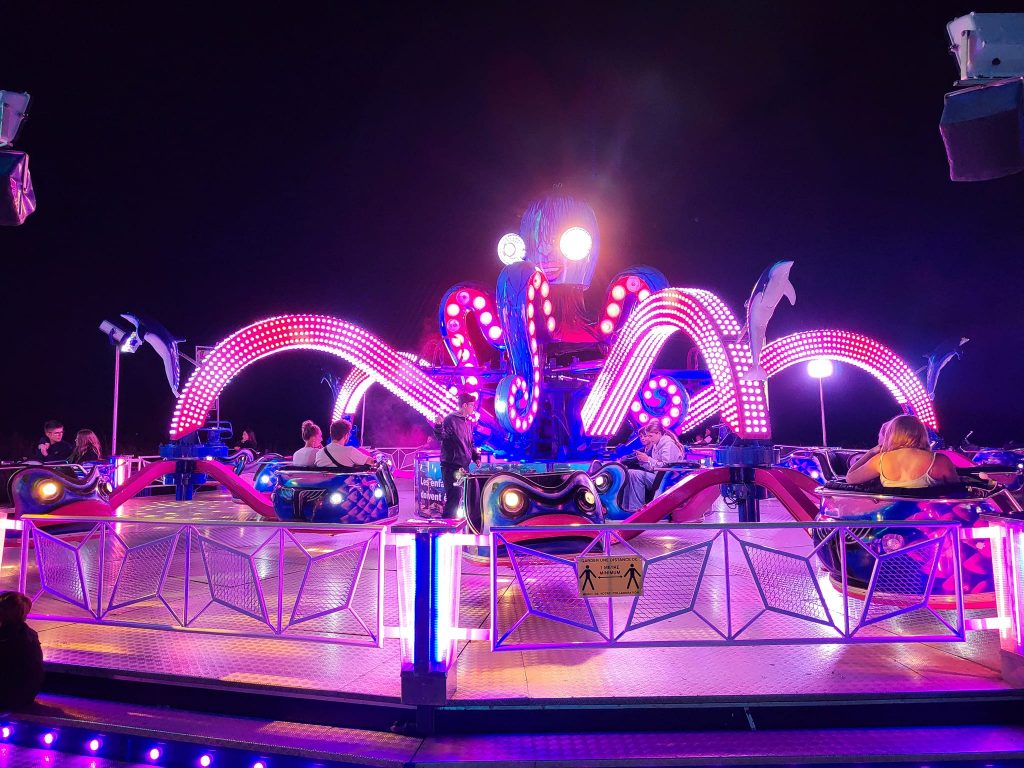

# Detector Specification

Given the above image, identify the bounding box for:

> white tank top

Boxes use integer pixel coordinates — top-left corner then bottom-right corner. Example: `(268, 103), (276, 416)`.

(879, 452), (938, 489)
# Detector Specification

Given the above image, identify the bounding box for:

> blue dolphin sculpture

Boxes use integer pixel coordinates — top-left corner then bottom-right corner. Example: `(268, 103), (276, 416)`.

(121, 312), (184, 397)
(919, 336), (969, 400)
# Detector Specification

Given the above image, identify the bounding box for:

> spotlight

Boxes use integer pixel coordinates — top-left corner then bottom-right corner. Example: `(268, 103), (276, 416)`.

(252, 762), (267, 768)
(87, 738), (102, 752)
(1, 726), (11, 739)
(198, 754), (212, 767)
(42, 732), (56, 747)
(100, 320), (142, 353)
(328, 492), (343, 505)
(497, 232), (526, 265)
(148, 747), (162, 761)
(559, 227), (592, 261)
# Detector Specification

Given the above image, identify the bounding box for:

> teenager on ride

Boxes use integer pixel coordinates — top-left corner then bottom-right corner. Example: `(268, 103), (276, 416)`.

(846, 415), (959, 488)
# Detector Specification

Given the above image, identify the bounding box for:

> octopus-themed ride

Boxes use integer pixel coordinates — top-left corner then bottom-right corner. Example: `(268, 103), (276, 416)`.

(11, 191), (1016, 604)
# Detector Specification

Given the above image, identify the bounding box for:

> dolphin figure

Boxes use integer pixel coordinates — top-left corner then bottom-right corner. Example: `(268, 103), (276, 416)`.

(919, 336), (969, 400)
(121, 312), (184, 397)
(741, 260), (796, 381)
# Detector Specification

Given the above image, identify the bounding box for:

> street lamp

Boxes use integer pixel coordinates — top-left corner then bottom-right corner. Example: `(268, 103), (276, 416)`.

(99, 320), (141, 455)
(807, 358), (834, 447)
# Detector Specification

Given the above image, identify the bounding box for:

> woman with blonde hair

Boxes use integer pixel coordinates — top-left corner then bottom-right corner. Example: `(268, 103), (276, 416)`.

(70, 429), (102, 463)
(846, 415), (959, 488)
(291, 420), (322, 467)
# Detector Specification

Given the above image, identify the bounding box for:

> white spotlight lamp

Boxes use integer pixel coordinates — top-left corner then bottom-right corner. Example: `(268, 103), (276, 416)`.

(497, 233), (526, 265)
(559, 227), (592, 261)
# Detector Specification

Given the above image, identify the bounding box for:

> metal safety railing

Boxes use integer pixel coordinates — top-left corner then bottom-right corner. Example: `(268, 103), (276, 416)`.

(11, 516), (385, 646)
(485, 521), (970, 650)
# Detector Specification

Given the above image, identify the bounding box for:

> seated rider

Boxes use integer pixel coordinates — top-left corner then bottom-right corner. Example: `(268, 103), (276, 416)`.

(315, 419), (375, 470)
(33, 419), (73, 462)
(623, 421), (684, 512)
(846, 414), (959, 488)
(234, 428), (258, 453)
(69, 429), (103, 463)
(292, 420), (322, 467)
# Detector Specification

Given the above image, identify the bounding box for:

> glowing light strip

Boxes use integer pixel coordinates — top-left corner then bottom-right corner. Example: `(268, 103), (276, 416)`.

(439, 284), (503, 391)
(759, 330), (938, 429)
(331, 352), (427, 423)
(677, 385), (720, 434)
(495, 264), (553, 433)
(629, 375), (688, 429)
(581, 288), (768, 438)
(334, 369), (373, 420)
(599, 267), (669, 338)
(170, 315), (459, 438)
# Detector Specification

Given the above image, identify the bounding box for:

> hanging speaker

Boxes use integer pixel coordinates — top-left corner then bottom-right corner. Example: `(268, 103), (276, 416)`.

(0, 91), (30, 147)
(0, 150), (37, 225)
(940, 77), (1024, 181)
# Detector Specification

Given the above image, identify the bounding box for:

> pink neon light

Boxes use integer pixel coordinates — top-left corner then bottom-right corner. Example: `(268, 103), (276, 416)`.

(330, 351), (427, 423)
(171, 315), (458, 438)
(758, 330), (938, 429)
(495, 269), (553, 434)
(677, 385), (720, 434)
(582, 288), (768, 438)
(629, 375), (687, 430)
(598, 275), (663, 338)
(438, 284), (503, 391)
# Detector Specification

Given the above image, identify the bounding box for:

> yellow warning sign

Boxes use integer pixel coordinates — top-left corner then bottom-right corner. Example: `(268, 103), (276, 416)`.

(576, 555), (644, 597)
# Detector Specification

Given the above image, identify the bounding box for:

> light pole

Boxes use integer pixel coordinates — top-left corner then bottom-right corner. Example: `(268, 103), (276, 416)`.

(99, 320), (141, 456)
(807, 358), (834, 447)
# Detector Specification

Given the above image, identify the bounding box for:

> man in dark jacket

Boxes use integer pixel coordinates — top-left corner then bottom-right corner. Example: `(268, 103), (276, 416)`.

(433, 393), (481, 519)
(32, 420), (72, 462)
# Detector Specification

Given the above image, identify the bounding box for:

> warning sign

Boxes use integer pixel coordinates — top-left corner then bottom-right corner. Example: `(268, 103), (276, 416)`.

(576, 555), (644, 597)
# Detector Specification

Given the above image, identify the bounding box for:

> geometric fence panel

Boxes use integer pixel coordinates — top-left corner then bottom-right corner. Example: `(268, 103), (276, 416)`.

(18, 516), (385, 647)
(492, 521), (965, 650)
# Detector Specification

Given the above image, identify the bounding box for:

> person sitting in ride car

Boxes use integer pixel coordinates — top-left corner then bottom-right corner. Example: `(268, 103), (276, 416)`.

(32, 419), (72, 462)
(292, 420), (322, 467)
(623, 421), (685, 511)
(69, 429), (103, 463)
(846, 415), (959, 488)
(316, 419), (375, 470)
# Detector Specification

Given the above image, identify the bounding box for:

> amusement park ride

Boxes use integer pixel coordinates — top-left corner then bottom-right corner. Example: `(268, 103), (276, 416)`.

(9, 188), (1024, 610)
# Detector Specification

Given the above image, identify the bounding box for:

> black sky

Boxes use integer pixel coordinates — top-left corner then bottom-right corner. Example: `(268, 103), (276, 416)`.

(2, 2), (1023, 456)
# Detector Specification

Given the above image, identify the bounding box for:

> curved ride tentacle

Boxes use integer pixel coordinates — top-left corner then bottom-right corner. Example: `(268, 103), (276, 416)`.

(439, 283), (504, 392)
(581, 287), (767, 439)
(598, 267), (670, 338)
(331, 351), (429, 423)
(759, 330), (938, 430)
(170, 314), (459, 439)
(630, 374), (689, 430)
(677, 385), (721, 435)
(495, 262), (554, 434)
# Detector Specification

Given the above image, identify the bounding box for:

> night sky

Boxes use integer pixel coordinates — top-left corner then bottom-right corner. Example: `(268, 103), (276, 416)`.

(3, 2), (1023, 457)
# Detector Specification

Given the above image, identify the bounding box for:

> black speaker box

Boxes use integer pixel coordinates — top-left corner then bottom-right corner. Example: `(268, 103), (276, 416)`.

(940, 77), (1024, 182)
